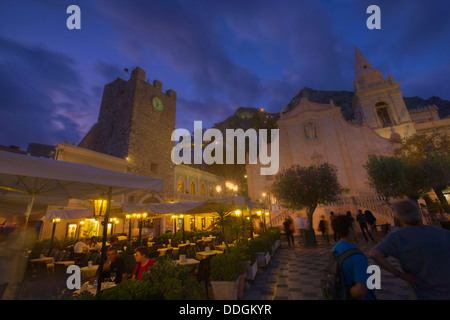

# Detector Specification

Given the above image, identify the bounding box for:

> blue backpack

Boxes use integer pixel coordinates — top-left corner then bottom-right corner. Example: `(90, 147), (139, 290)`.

(320, 248), (363, 300)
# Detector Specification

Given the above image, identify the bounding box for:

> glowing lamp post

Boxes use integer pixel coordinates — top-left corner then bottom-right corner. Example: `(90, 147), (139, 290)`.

(136, 213), (148, 246)
(93, 189), (112, 295)
(50, 218), (61, 248)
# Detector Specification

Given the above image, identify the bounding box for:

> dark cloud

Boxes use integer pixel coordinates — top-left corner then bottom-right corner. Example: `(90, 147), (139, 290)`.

(1, 0), (449, 151)
(0, 37), (97, 149)
(95, 61), (124, 82)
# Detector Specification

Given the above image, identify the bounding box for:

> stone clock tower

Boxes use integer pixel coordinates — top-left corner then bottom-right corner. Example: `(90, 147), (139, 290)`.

(79, 67), (176, 202)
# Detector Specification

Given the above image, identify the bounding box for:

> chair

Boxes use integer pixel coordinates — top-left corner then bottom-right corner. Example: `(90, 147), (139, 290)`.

(164, 248), (173, 257)
(49, 249), (59, 258)
(54, 251), (63, 262)
(77, 252), (91, 266)
(60, 250), (70, 261)
(196, 256), (212, 300)
(0, 282), (8, 300)
(89, 252), (99, 265)
(177, 246), (187, 256)
(148, 247), (159, 258)
(32, 261), (49, 281)
(41, 248), (50, 257)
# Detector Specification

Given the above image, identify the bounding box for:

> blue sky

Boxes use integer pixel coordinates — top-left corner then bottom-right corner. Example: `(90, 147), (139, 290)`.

(0, 0), (449, 150)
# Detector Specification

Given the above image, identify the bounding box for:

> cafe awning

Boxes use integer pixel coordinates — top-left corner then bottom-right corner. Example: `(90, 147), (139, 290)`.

(0, 150), (164, 224)
(121, 196), (254, 216)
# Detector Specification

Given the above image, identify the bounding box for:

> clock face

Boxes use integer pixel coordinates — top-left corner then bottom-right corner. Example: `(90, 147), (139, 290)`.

(152, 97), (163, 112)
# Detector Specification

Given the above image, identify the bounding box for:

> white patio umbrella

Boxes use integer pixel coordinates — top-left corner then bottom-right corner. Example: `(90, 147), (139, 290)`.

(0, 150), (164, 298)
(0, 150), (164, 228)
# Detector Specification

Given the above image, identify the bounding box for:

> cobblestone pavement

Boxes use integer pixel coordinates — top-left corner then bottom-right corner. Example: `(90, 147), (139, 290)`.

(240, 234), (412, 300)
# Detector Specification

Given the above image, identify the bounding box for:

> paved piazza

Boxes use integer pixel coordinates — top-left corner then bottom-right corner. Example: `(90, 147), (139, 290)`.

(241, 234), (412, 300)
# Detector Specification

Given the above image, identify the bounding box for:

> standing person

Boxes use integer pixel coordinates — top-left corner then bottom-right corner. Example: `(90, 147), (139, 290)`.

(295, 214), (308, 245)
(329, 211), (338, 242)
(318, 215), (330, 245)
(283, 217), (295, 247)
(346, 211), (358, 242)
(132, 246), (155, 281)
(100, 246), (127, 284)
(369, 199), (450, 300)
(364, 210), (379, 242)
(329, 215), (375, 300)
(356, 210), (375, 242)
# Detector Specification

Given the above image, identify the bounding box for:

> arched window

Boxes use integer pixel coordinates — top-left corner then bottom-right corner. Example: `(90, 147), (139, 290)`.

(190, 182), (196, 195)
(375, 102), (394, 127)
(200, 184), (205, 196)
(177, 179), (184, 193)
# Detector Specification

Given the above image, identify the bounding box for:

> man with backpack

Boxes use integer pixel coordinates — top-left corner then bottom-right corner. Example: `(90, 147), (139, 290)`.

(321, 215), (375, 300)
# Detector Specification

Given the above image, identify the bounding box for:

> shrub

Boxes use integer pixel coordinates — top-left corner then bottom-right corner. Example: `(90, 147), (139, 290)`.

(95, 257), (203, 300)
(210, 253), (245, 281)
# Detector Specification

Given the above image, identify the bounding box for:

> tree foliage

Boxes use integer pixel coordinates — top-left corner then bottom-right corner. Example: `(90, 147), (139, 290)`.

(271, 163), (344, 228)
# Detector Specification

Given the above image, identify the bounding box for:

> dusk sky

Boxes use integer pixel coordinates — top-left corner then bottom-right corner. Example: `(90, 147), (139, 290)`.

(1, 0), (449, 150)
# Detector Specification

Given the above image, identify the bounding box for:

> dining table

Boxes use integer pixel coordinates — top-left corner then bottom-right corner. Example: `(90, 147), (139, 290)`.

(55, 260), (76, 267)
(80, 264), (99, 281)
(195, 250), (223, 260)
(157, 247), (179, 256)
(175, 258), (200, 266)
(30, 257), (55, 264)
(73, 281), (116, 296)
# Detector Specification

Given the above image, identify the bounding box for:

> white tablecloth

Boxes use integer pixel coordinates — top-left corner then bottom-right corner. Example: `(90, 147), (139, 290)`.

(80, 265), (99, 280)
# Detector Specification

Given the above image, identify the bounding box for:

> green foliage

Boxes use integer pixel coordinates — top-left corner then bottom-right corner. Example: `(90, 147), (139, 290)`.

(423, 194), (443, 215)
(95, 258), (203, 300)
(364, 152), (450, 204)
(272, 163), (343, 229)
(210, 253), (246, 281)
(240, 228), (281, 262)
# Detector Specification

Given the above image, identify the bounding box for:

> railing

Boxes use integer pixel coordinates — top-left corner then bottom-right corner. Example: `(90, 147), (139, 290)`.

(269, 194), (395, 228)
(356, 78), (394, 92)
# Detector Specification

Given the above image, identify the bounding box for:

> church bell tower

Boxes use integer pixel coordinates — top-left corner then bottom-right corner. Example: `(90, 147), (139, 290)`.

(352, 47), (415, 139)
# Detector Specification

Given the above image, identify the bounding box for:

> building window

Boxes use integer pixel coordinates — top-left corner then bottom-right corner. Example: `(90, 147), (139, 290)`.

(376, 102), (394, 127)
(209, 186), (214, 197)
(190, 182), (196, 195)
(66, 224), (77, 238)
(200, 184), (206, 196)
(177, 179), (184, 193)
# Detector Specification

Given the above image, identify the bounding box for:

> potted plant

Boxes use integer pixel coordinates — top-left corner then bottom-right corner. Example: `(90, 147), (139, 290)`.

(210, 253), (246, 300)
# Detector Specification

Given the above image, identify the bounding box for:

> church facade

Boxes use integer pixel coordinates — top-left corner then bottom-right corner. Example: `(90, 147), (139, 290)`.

(247, 47), (450, 230)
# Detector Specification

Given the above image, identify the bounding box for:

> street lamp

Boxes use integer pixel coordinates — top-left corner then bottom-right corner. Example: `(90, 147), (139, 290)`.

(92, 189), (112, 295)
(265, 211), (271, 228)
(180, 214), (185, 242)
(136, 213), (147, 246)
(262, 192), (267, 232)
(125, 214), (132, 242)
(50, 218), (61, 249)
(172, 215), (178, 234)
(216, 185), (222, 198)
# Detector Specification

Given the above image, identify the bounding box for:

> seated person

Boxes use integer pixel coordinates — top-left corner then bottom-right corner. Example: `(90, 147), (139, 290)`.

(132, 246), (155, 281)
(74, 238), (89, 254)
(89, 236), (102, 252)
(100, 246), (127, 284)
